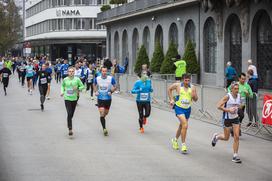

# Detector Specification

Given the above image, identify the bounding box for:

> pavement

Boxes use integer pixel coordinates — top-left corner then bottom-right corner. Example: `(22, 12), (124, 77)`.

(0, 75), (272, 181)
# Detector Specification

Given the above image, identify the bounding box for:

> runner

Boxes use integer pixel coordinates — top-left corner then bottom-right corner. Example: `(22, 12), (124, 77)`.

(60, 59), (69, 79)
(168, 74), (198, 153)
(54, 61), (62, 83)
(211, 81), (242, 163)
(131, 73), (153, 133)
(93, 66), (116, 136)
(0, 63), (12, 95)
(45, 62), (53, 100)
(37, 64), (50, 111)
(61, 67), (85, 136)
(25, 61), (34, 95)
(86, 63), (96, 100)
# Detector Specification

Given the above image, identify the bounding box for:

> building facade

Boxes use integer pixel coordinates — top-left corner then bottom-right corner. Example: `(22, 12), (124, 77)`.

(97, 0), (272, 89)
(24, 0), (108, 64)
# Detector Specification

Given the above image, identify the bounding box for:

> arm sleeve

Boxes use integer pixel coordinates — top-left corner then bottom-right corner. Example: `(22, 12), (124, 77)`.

(78, 78), (85, 91)
(131, 81), (140, 94)
(111, 77), (116, 86)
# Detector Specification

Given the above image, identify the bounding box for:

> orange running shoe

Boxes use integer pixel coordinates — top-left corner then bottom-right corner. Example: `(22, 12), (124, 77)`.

(139, 127), (144, 133)
(143, 117), (147, 125)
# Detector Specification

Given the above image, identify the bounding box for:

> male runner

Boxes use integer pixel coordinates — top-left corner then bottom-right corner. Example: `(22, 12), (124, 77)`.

(0, 63), (12, 95)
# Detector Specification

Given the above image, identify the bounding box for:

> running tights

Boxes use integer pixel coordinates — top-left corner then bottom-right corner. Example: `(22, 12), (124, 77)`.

(136, 102), (151, 128)
(86, 83), (94, 96)
(39, 85), (48, 105)
(65, 100), (77, 130)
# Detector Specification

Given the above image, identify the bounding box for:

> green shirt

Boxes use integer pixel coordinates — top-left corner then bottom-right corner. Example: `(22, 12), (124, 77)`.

(174, 60), (186, 77)
(228, 82), (253, 105)
(4, 61), (12, 71)
(61, 77), (85, 101)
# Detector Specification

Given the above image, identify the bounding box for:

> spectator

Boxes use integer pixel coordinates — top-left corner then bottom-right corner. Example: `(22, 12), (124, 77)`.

(246, 69), (258, 127)
(123, 57), (129, 73)
(247, 59), (258, 79)
(225, 61), (237, 89)
(174, 54), (186, 81)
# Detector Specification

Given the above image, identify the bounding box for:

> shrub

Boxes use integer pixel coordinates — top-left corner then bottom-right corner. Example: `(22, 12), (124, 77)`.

(183, 40), (200, 74)
(100, 5), (111, 12)
(134, 45), (149, 74)
(160, 41), (178, 74)
(150, 41), (164, 73)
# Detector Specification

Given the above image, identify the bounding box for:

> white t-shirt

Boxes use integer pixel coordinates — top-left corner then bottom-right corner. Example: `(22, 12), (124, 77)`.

(248, 65), (258, 78)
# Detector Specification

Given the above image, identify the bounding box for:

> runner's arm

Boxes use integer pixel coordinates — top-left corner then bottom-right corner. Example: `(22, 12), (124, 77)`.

(217, 95), (230, 112)
(191, 86), (198, 102)
(168, 83), (178, 104)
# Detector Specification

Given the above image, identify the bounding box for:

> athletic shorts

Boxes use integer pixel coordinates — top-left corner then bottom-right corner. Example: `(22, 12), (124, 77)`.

(27, 76), (33, 81)
(224, 118), (240, 127)
(174, 105), (191, 119)
(97, 99), (112, 110)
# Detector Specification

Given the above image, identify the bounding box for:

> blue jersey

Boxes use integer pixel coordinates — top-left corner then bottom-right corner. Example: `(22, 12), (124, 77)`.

(60, 64), (69, 76)
(94, 75), (116, 100)
(25, 65), (34, 77)
(131, 79), (153, 102)
(45, 67), (53, 80)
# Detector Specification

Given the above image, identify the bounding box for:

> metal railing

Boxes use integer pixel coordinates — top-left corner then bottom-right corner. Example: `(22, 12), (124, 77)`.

(97, 0), (187, 22)
(116, 73), (272, 139)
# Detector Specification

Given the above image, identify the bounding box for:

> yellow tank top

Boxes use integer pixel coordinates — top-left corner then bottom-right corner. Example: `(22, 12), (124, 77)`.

(175, 86), (192, 109)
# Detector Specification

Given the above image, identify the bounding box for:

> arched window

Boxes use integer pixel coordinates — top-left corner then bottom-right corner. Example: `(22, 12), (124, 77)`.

(114, 31), (119, 60)
(143, 26), (150, 55)
(155, 25), (163, 49)
(204, 17), (217, 73)
(169, 23), (178, 46)
(225, 14), (242, 74)
(122, 30), (128, 63)
(185, 20), (196, 45)
(108, 31), (111, 59)
(132, 28), (139, 68)
(254, 10), (272, 89)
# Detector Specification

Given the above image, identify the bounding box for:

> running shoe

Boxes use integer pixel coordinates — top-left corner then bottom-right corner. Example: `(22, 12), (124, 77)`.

(143, 117), (147, 125)
(171, 138), (179, 150)
(139, 127), (144, 133)
(246, 122), (252, 127)
(103, 129), (108, 136)
(211, 133), (218, 147)
(232, 156), (242, 163)
(40, 104), (44, 111)
(46, 96), (50, 100)
(68, 130), (73, 136)
(181, 144), (187, 153)
(91, 96), (94, 100)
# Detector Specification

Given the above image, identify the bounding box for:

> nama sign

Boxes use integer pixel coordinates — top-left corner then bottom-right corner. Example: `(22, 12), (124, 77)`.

(56, 10), (81, 17)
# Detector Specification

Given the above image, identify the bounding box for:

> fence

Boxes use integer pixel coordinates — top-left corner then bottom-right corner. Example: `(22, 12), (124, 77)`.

(117, 73), (272, 138)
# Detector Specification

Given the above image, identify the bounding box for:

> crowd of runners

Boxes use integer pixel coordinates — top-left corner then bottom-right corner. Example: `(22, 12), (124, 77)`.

(1, 55), (256, 164)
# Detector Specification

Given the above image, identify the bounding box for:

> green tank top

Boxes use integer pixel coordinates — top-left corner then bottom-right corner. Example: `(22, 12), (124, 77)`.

(175, 86), (192, 109)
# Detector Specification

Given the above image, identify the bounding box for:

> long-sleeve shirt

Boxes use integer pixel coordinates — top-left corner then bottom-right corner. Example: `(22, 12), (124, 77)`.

(61, 77), (85, 101)
(131, 79), (153, 102)
(225, 66), (237, 80)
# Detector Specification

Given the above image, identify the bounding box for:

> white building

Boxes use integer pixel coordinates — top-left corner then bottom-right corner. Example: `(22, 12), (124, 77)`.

(24, 0), (108, 64)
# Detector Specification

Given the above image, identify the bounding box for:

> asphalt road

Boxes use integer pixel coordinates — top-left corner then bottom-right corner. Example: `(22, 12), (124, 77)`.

(0, 75), (271, 181)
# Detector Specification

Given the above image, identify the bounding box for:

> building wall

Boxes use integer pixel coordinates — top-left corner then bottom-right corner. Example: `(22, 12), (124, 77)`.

(105, 1), (272, 88)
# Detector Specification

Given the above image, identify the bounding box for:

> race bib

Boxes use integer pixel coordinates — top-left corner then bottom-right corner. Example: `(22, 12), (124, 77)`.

(40, 77), (47, 84)
(27, 69), (33, 74)
(180, 99), (190, 108)
(140, 93), (149, 101)
(3, 73), (8, 78)
(64, 70), (68, 75)
(66, 89), (74, 96)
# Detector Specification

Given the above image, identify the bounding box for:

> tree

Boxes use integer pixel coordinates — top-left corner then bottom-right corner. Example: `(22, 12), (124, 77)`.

(0, 0), (22, 55)
(150, 41), (164, 73)
(110, 0), (127, 4)
(100, 4), (111, 11)
(134, 45), (149, 74)
(183, 40), (200, 74)
(160, 41), (178, 74)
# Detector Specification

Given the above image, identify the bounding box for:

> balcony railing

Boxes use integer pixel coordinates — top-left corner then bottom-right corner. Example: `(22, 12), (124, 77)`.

(97, 0), (189, 23)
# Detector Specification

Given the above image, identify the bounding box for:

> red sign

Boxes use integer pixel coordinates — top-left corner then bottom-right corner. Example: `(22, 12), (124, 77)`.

(262, 94), (272, 125)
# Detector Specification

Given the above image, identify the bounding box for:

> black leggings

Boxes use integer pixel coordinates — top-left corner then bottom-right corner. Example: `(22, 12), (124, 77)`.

(21, 72), (26, 86)
(3, 79), (9, 93)
(86, 82), (94, 96)
(56, 72), (61, 83)
(39, 85), (48, 105)
(65, 100), (77, 130)
(136, 102), (151, 128)
(238, 106), (245, 123)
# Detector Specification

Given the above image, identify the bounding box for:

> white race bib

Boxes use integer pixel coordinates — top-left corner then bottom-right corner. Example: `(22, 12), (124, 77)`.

(66, 89), (74, 96)
(140, 93), (149, 101)
(40, 78), (47, 84)
(3, 73), (8, 78)
(64, 70), (68, 75)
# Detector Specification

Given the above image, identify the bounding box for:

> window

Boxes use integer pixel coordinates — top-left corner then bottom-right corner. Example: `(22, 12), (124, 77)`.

(74, 0), (81, 5)
(169, 23), (178, 46)
(185, 20), (196, 45)
(89, 18), (93, 29)
(52, 19), (57, 31)
(64, 0), (71, 5)
(58, 19), (63, 30)
(93, 18), (97, 29)
(64, 18), (72, 30)
(204, 17), (217, 73)
(74, 18), (81, 29)
(143, 26), (150, 55)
